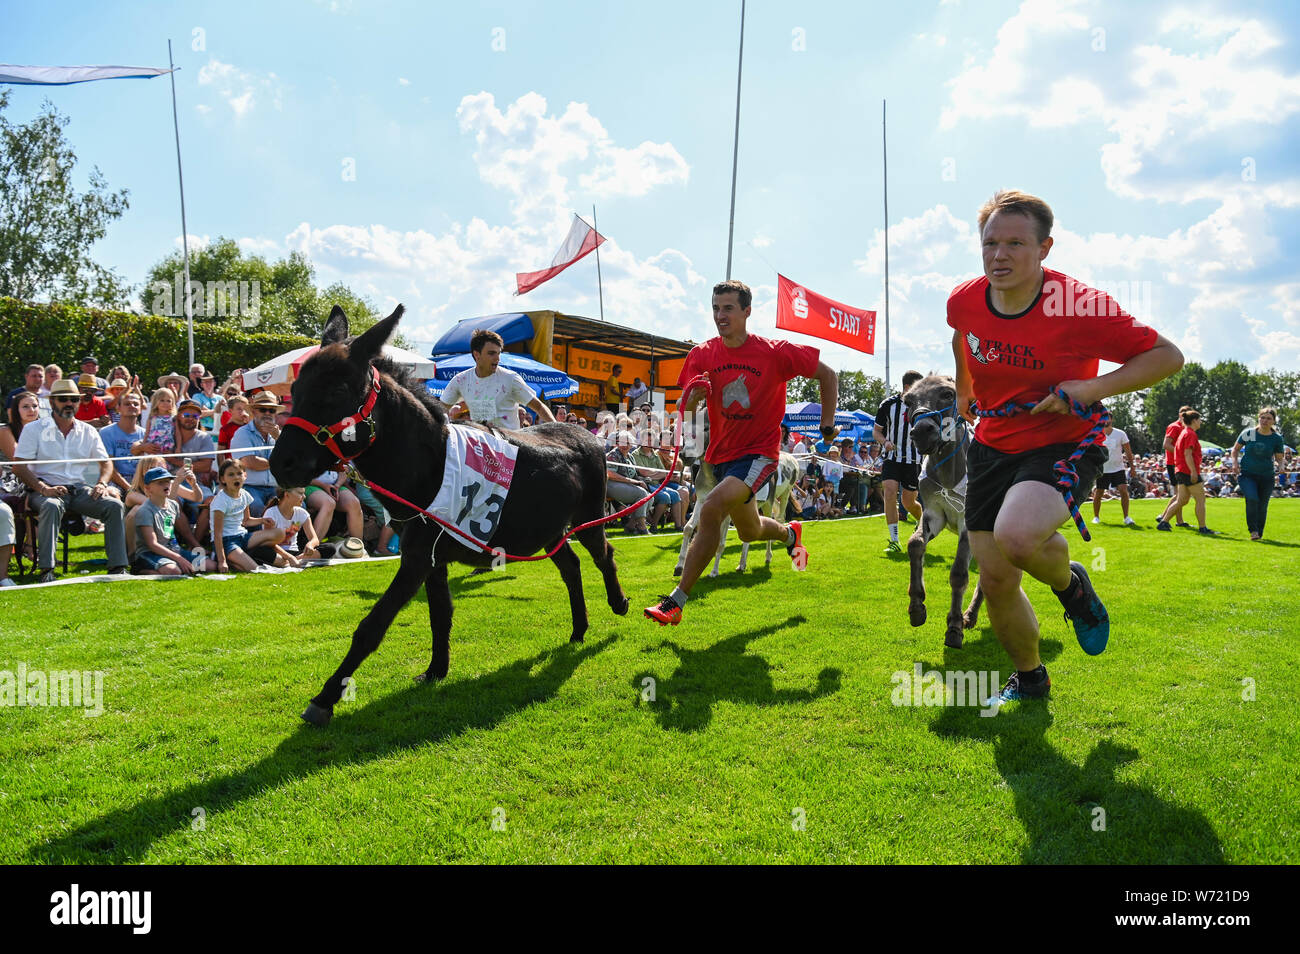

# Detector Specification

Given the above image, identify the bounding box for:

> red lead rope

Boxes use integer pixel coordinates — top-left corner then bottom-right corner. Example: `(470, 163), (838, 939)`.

(352, 433), (685, 563)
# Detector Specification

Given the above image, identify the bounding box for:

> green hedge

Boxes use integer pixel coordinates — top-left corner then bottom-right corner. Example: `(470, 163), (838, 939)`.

(0, 297), (314, 392)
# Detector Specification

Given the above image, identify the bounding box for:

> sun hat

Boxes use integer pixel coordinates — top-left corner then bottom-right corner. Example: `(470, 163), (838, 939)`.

(48, 379), (81, 399)
(248, 391), (283, 410)
(338, 536), (367, 559)
(157, 370), (189, 389)
(107, 378), (129, 392)
(75, 373), (104, 394)
(143, 467), (172, 485)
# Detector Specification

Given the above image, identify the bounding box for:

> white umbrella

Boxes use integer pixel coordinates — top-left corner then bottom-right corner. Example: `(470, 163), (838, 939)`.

(240, 344), (438, 396)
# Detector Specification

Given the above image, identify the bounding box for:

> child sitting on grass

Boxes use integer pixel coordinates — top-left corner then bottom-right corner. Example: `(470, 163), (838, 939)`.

(210, 459), (283, 573)
(133, 467), (214, 575)
(261, 485), (322, 567)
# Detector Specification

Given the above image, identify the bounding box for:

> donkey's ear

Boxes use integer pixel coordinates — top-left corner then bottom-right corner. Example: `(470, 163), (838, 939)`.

(321, 306), (350, 345)
(350, 305), (405, 367)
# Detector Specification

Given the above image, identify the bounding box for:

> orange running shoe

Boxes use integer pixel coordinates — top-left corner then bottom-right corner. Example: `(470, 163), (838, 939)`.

(644, 594), (683, 626)
(786, 520), (808, 571)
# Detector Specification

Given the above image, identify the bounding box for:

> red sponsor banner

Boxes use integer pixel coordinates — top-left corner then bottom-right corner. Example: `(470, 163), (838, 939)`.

(775, 274), (875, 354)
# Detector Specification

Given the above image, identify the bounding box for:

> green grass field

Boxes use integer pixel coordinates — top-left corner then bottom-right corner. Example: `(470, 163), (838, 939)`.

(2, 498), (1296, 864)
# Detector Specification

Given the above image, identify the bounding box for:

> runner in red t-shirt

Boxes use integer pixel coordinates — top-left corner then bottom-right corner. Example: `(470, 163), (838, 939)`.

(1158, 409), (1215, 534)
(948, 190), (1183, 707)
(644, 280), (837, 626)
(1161, 407), (1193, 526)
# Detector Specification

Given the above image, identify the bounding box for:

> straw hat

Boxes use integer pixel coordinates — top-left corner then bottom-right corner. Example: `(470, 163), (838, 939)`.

(157, 370), (189, 389)
(48, 379), (81, 399)
(75, 373), (104, 395)
(107, 378), (129, 392)
(248, 391), (283, 411)
(338, 536), (367, 559)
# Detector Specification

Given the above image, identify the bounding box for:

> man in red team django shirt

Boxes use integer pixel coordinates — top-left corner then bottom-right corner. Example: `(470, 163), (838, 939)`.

(645, 280), (838, 626)
(949, 190), (1183, 706)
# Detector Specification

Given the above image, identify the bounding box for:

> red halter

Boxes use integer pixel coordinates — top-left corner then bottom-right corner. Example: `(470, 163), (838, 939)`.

(284, 365), (382, 463)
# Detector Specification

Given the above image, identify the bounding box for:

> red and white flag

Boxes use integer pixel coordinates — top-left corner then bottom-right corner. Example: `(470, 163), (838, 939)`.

(775, 274), (876, 354)
(516, 214), (606, 296)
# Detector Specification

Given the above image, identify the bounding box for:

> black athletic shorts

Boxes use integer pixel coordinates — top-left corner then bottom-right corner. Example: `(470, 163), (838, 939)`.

(1095, 470), (1128, 491)
(1166, 464), (1177, 486)
(881, 460), (920, 492)
(966, 439), (1108, 534)
(1173, 472), (1201, 486)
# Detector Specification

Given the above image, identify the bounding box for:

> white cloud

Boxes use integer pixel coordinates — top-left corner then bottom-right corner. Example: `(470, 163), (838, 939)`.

(397, 77), (410, 86)
(196, 58), (284, 117)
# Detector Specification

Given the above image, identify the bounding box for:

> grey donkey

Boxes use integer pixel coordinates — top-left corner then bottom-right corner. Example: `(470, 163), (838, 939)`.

(902, 374), (984, 648)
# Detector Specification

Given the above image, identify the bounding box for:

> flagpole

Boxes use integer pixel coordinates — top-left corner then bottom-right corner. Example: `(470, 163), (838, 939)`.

(724, 0), (746, 279)
(592, 205), (605, 321)
(882, 98), (891, 390)
(167, 40), (194, 368)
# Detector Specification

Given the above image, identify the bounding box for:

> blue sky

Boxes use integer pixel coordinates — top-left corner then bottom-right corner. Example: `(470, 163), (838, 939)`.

(5, 0), (1299, 380)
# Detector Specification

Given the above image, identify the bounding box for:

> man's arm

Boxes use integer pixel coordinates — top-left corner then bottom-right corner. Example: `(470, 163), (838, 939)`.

(1122, 440), (1134, 470)
(527, 396), (555, 423)
(1035, 335), (1184, 415)
(814, 361), (838, 431)
(953, 330), (975, 423)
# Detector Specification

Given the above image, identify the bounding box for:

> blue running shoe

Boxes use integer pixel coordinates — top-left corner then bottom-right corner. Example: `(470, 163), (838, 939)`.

(984, 669), (1051, 709)
(1058, 560), (1109, 655)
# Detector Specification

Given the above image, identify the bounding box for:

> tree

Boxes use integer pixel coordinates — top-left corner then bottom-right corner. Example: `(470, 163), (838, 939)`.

(141, 238), (393, 342)
(1145, 361), (1210, 441)
(1255, 368), (1300, 448)
(788, 369), (885, 411)
(0, 91), (131, 306)
(1201, 360), (1260, 446)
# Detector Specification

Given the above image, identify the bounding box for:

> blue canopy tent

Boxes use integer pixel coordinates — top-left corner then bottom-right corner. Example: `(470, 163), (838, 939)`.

(426, 352), (579, 400)
(430, 313), (536, 353)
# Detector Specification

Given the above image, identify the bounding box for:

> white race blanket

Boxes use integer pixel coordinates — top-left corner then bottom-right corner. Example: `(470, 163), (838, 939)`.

(429, 425), (520, 546)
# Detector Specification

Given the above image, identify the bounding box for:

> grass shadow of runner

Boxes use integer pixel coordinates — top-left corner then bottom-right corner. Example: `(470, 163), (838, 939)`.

(633, 615), (840, 732)
(930, 702), (1224, 863)
(29, 637), (616, 864)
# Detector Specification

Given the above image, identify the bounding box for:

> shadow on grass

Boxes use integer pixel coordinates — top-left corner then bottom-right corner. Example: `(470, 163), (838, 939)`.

(633, 615), (840, 732)
(29, 637), (615, 864)
(931, 702), (1223, 863)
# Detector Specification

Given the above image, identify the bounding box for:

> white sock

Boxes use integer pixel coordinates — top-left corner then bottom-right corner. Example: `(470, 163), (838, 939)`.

(889, 523), (899, 542)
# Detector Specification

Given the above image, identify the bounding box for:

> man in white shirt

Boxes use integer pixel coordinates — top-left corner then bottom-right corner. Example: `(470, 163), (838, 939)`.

(625, 377), (650, 407)
(440, 329), (555, 431)
(11, 379), (129, 582)
(1091, 421), (1137, 526)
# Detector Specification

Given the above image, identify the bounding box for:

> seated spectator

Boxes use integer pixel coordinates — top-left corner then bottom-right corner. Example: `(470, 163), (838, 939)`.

(210, 460), (282, 573)
(630, 436), (674, 529)
(124, 456), (170, 510)
(791, 476), (817, 520)
(103, 378), (130, 423)
(228, 392), (282, 515)
(822, 447), (845, 500)
(74, 374), (111, 428)
(1, 392), (41, 463)
(0, 499), (15, 586)
(6, 364), (45, 413)
(158, 370), (188, 402)
(39, 364), (62, 400)
(131, 466), (213, 576)
(123, 455), (205, 550)
(78, 355), (108, 391)
(605, 431), (652, 534)
(349, 476), (396, 554)
(10, 378), (129, 582)
(308, 464), (365, 542)
(100, 391), (146, 498)
(260, 486), (322, 567)
(219, 394), (250, 451)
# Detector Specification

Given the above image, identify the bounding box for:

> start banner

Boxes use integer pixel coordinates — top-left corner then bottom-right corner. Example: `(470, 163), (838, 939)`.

(775, 274), (876, 354)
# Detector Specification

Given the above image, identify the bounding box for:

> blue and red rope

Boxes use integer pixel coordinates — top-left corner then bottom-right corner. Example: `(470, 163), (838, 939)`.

(972, 388), (1110, 541)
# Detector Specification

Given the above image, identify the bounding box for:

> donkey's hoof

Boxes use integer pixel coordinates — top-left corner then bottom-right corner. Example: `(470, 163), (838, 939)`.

(944, 630), (965, 649)
(301, 702), (333, 727)
(569, 633), (585, 644)
(962, 612), (979, 629)
(908, 604), (927, 627)
(415, 668), (445, 684)
(611, 596), (630, 616)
